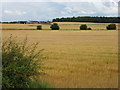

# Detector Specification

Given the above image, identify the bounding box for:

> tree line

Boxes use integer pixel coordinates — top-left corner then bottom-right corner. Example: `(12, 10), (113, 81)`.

(52, 16), (120, 23)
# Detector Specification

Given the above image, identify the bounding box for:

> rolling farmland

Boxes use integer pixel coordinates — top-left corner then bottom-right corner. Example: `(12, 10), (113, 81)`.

(2, 22), (118, 88)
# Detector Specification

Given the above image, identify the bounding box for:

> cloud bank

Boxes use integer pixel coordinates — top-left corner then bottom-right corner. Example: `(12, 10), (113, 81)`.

(1, 0), (118, 21)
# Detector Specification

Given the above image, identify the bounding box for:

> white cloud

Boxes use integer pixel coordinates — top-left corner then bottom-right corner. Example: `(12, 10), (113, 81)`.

(92, 1), (118, 15)
(15, 10), (27, 15)
(80, 11), (96, 14)
(4, 10), (13, 14)
(1, 1), (118, 21)
(60, 2), (101, 16)
(4, 10), (27, 15)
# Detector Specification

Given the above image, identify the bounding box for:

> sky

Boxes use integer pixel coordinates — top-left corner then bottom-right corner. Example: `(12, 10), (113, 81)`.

(1, 0), (119, 21)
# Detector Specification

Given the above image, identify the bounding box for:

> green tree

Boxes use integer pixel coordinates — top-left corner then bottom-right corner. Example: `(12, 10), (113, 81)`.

(80, 24), (87, 30)
(37, 25), (42, 30)
(106, 24), (116, 30)
(50, 23), (60, 30)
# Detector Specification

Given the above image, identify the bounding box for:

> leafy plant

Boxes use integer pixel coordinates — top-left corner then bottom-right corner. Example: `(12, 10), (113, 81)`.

(2, 35), (47, 88)
(80, 24), (87, 30)
(37, 25), (42, 30)
(106, 24), (116, 30)
(50, 23), (60, 30)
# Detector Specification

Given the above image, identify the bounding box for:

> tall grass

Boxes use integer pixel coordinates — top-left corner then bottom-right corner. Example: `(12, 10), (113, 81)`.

(2, 35), (48, 88)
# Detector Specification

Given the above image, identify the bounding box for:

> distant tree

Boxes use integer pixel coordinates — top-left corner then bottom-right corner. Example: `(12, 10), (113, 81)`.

(37, 25), (42, 30)
(50, 23), (60, 30)
(106, 24), (116, 30)
(52, 16), (119, 23)
(80, 24), (87, 30)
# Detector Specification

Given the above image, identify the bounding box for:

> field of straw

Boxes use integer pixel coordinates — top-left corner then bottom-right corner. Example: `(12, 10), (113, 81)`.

(2, 23), (118, 88)
(1, 22), (119, 30)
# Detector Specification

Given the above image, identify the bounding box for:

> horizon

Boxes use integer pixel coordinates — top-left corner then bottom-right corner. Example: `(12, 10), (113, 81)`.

(0, 16), (119, 22)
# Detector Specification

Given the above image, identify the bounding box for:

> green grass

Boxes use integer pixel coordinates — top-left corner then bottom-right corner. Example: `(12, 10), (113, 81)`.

(29, 79), (51, 88)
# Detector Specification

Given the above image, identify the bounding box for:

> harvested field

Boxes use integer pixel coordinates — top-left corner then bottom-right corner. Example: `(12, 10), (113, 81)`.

(1, 22), (119, 30)
(2, 30), (118, 88)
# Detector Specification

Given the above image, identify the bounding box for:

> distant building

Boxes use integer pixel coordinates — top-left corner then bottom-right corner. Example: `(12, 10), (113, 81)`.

(16, 21), (41, 24)
(17, 21), (28, 24)
(1, 21), (51, 24)
(27, 21), (41, 24)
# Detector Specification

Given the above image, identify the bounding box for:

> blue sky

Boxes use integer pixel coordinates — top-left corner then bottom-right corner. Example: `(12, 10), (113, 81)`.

(1, 0), (119, 21)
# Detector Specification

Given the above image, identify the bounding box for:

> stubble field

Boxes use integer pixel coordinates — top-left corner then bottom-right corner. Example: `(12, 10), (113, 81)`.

(1, 22), (119, 30)
(2, 23), (118, 88)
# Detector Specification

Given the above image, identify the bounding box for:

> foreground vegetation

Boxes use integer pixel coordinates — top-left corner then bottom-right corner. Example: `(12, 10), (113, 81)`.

(2, 35), (49, 88)
(3, 30), (118, 88)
